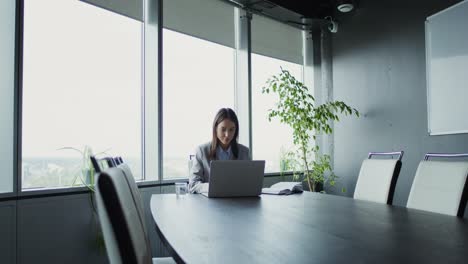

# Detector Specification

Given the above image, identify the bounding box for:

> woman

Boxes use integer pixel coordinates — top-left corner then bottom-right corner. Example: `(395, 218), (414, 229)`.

(189, 108), (251, 193)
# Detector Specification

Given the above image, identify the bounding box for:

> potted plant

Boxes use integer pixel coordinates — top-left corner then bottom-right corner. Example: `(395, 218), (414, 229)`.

(58, 145), (108, 252)
(262, 68), (359, 192)
(58, 145), (103, 189)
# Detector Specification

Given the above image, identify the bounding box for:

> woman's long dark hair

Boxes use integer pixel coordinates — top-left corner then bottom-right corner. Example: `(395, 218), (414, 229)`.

(209, 108), (239, 160)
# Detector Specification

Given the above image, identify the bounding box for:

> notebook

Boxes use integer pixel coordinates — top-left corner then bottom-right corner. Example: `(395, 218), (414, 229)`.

(201, 160), (265, 198)
(262, 182), (303, 195)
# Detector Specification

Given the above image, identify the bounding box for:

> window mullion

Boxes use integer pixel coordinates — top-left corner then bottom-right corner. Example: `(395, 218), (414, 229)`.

(234, 8), (252, 151)
(143, 0), (161, 183)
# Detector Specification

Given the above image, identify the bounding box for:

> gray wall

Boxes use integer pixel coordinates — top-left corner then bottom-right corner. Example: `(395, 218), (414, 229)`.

(0, 177), (284, 264)
(0, 201), (16, 263)
(0, 186), (174, 264)
(330, 0), (468, 215)
(17, 194), (107, 263)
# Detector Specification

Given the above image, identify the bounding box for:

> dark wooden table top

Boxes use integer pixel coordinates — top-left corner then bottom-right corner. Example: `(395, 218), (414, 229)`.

(150, 192), (468, 264)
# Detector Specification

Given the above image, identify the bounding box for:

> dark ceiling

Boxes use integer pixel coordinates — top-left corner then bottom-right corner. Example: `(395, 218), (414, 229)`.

(228, 0), (355, 30)
(265, 0), (335, 18)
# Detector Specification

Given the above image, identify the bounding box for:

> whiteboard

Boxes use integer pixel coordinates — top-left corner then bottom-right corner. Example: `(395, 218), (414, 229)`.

(426, 0), (468, 135)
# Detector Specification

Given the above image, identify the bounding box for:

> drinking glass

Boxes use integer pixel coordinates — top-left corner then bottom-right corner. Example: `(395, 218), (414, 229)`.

(175, 182), (188, 198)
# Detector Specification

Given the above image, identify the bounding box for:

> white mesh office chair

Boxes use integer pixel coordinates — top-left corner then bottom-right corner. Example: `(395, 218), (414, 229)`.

(353, 151), (403, 204)
(407, 153), (468, 216)
(94, 161), (175, 264)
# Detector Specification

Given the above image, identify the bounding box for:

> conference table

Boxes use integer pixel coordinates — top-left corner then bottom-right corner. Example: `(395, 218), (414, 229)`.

(150, 192), (468, 264)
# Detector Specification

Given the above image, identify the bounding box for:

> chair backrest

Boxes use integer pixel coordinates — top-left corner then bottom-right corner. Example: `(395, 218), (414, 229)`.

(117, 161), (148, 235)
(90, 156), (117, 173)
(353, 151), (403, 204)
(95, 167), (152, 264)
(407, 154), (468, 216)
(114, 156), (124, 165)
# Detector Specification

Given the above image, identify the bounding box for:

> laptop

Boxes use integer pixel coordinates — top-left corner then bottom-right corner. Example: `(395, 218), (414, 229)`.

(201, 160), (265, 198)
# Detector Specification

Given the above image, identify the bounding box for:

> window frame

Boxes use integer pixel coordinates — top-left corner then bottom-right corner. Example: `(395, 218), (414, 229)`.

(18, 0), (146, 194)
(14, 0), (311, 196)
(250, 53), (305, 174)
(160, 27), (238, 180)
(0, 0), (19, 199)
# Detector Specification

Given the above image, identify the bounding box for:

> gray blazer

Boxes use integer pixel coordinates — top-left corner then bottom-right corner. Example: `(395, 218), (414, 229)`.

(189, 142), (251, 193)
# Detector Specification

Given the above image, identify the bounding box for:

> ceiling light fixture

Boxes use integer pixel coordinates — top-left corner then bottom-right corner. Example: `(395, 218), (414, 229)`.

(336, 0), (354, 13)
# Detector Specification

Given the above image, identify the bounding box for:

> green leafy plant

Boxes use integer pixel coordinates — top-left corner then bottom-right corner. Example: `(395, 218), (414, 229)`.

(263, 68), (359, 192)
(58, 145), (109, 190)
(58, 145), (109, 252)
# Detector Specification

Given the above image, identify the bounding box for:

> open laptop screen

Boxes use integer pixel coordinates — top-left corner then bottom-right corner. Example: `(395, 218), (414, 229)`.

(203, 160), (265, 198)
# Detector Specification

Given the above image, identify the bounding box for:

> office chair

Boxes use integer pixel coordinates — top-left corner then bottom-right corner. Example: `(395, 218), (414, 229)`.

(115, 159), (149, 235)
(114, 156), (124, 165)
(353, 151), (403, 204)
(407, 153), (468, 216)
(90, 156), (117, 173)
(91, 157), (142, 218)
(94, 159), (175, 264)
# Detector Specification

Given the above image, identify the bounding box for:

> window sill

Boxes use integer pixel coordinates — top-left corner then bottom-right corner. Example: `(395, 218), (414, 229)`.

(7, 173), (293, 201)
(13, 180), (183, 200)
(264, 171), (295, 177)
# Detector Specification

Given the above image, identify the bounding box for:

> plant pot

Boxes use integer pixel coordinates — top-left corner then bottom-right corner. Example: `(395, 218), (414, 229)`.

(314, 182), (324, 193)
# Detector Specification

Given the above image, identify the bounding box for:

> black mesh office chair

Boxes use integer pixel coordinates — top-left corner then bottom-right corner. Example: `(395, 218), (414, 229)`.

(93, 157), (175, 264)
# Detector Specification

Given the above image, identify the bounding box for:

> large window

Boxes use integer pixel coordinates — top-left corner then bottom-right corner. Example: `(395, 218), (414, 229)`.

(251, 55), (303, 173)
(162, 29), (235, 179)
(0, 0), (16, 194)
(22, 0), (143, 190)
(162, 0), (236, 179)
(18, 0), (305, 191)
(251, 14), (305, 173)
